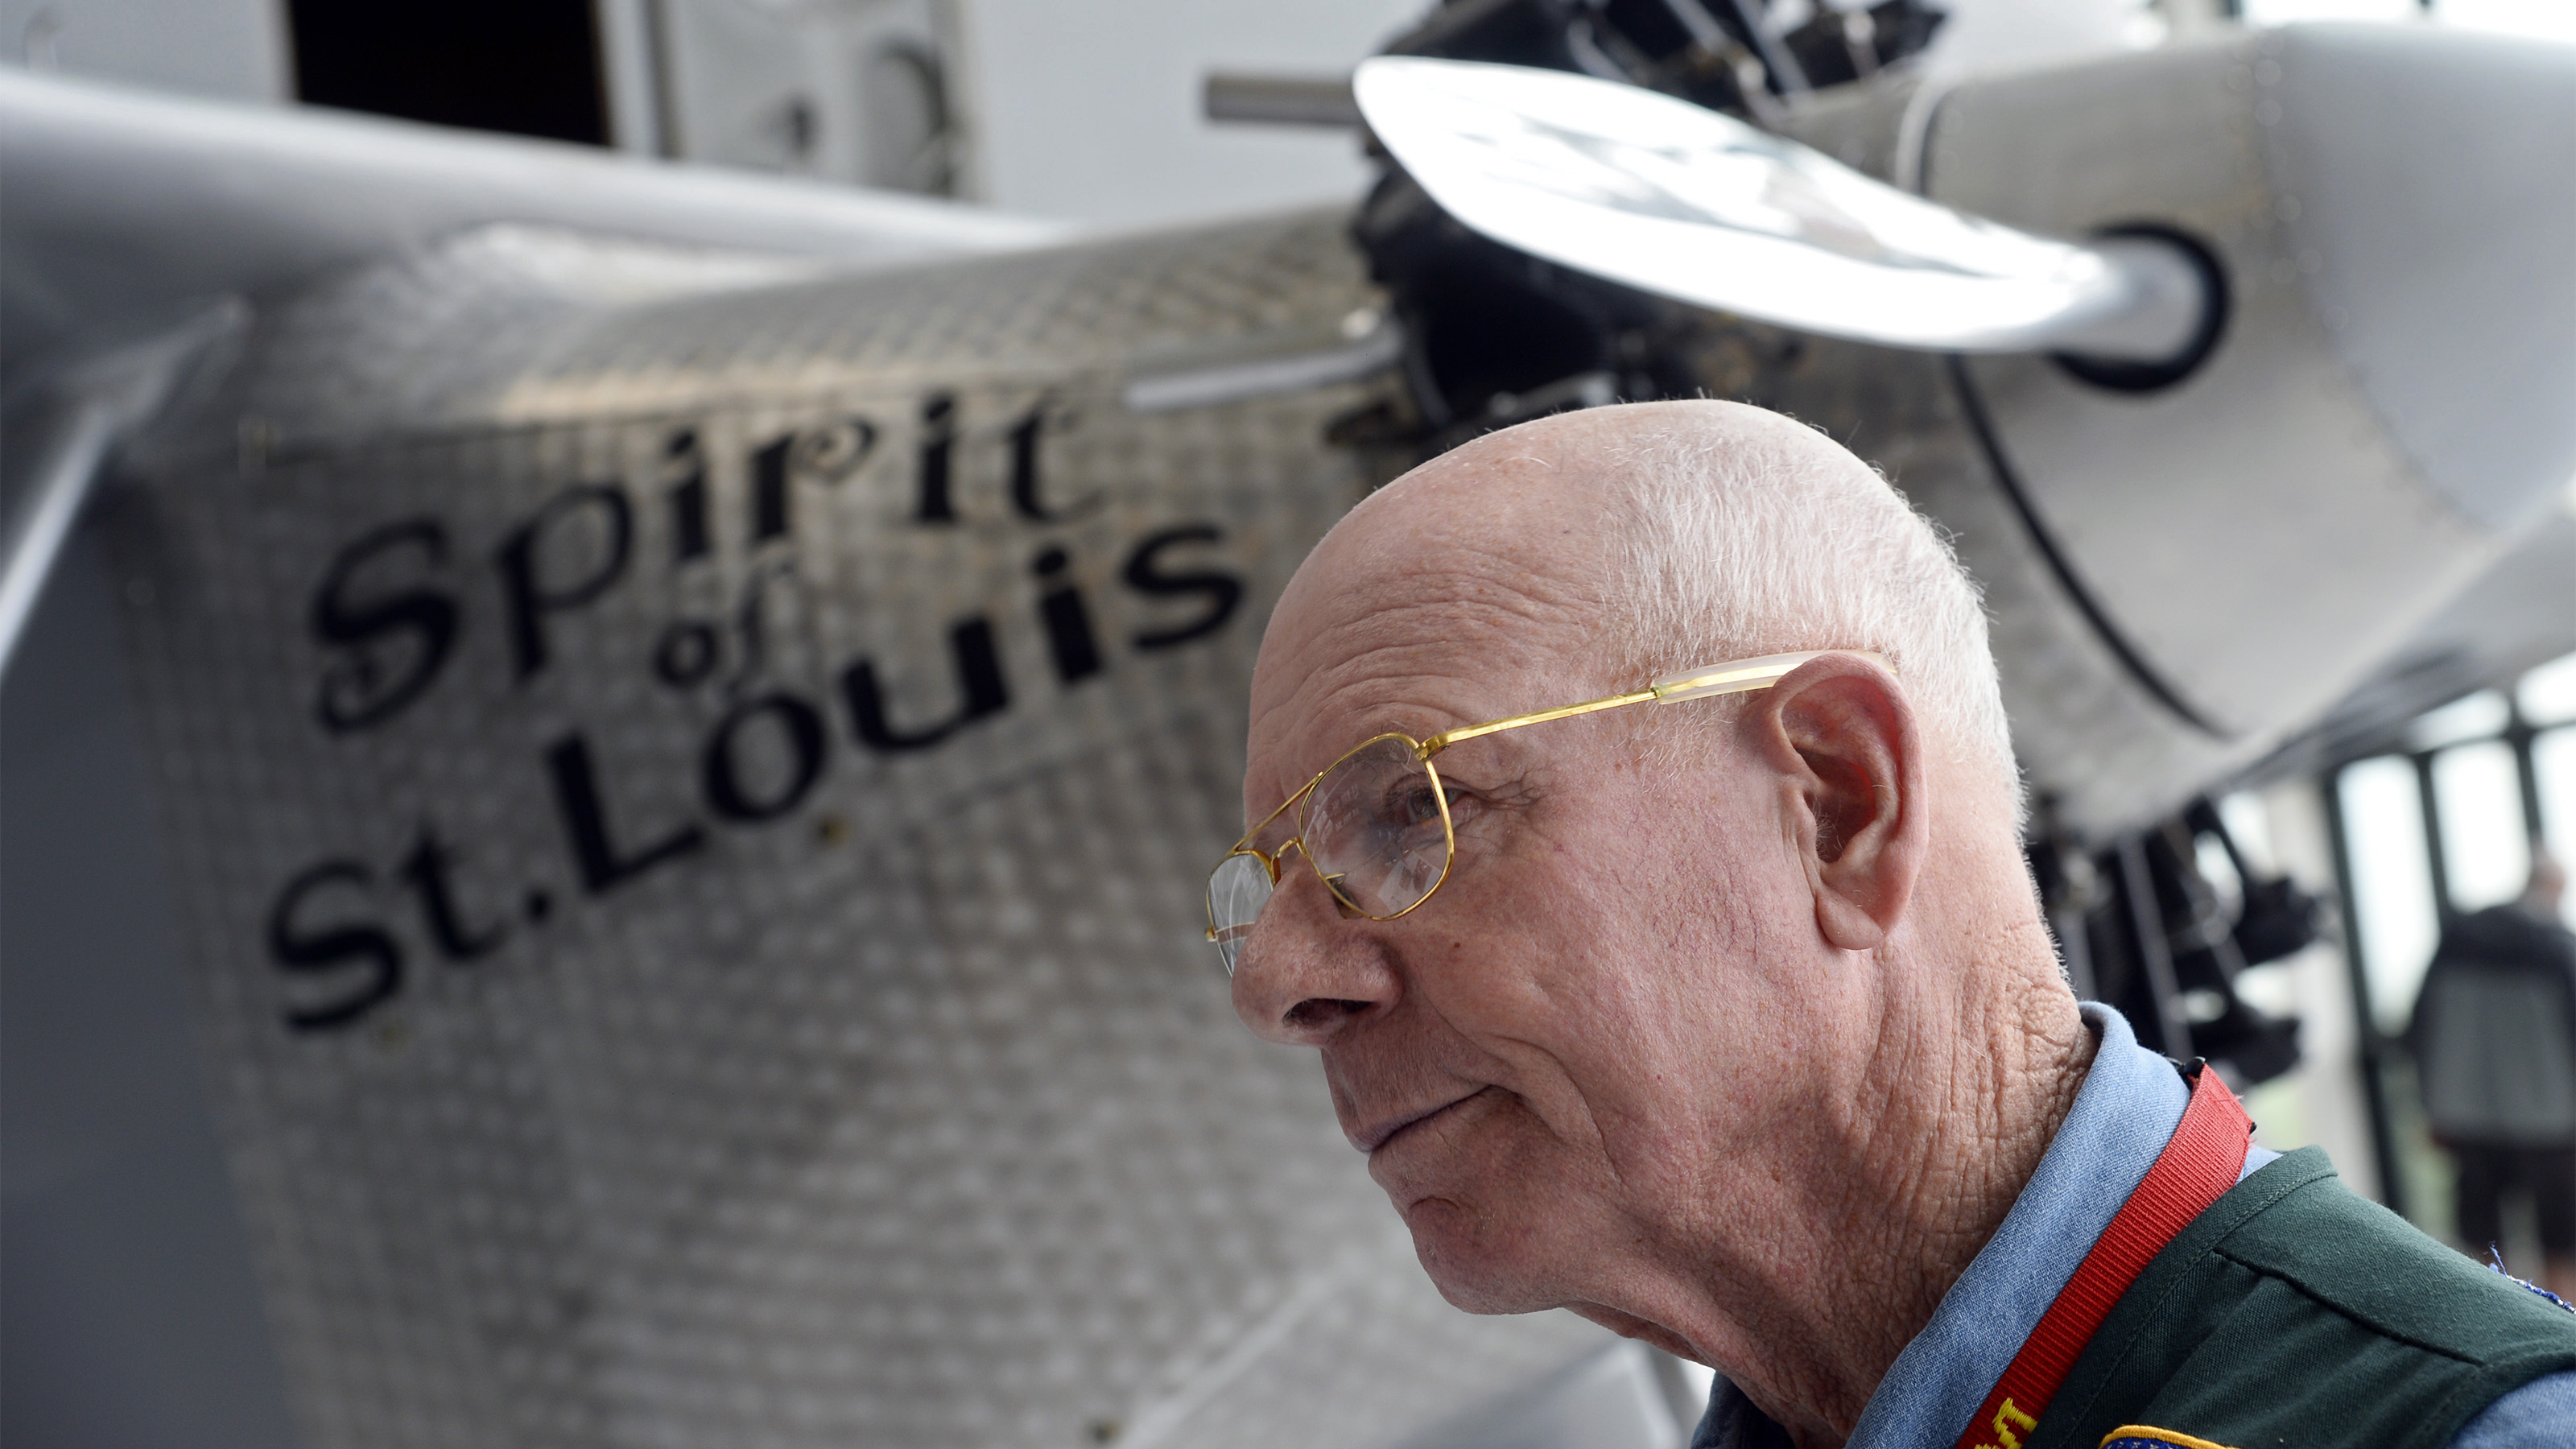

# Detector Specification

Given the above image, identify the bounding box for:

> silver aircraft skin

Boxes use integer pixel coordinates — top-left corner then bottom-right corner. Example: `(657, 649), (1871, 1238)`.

(2, 15), (2572, 1448)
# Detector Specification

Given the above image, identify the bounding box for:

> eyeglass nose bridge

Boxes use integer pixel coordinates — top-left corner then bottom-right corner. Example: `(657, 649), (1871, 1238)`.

(1237, 835), (1302, 885)
(1241, 836), (1365, 918)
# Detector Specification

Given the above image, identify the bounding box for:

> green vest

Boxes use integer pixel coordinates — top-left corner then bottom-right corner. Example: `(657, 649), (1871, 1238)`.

(2027, 1147), (2576, 1449)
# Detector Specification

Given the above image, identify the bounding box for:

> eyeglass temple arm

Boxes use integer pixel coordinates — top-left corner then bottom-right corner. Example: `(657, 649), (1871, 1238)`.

(1650, 650), (1888, 701)
(1422, 687), (1657, 754)
(1419, 650), (1889, 756)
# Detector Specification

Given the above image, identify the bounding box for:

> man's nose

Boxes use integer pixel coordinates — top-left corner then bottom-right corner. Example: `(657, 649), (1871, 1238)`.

(1229, 865), (1401, 1046)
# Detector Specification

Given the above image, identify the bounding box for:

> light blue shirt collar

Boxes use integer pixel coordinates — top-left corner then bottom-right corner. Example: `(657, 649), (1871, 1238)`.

(1691, 1003), (2276, 1449)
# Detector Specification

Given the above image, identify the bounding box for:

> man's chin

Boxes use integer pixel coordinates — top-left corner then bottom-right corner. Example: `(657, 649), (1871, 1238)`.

(1398, 1196), (1559, 1315)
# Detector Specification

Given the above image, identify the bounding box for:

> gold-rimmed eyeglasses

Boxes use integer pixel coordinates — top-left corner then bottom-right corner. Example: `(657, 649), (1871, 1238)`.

(1204, 650), (1885, 974)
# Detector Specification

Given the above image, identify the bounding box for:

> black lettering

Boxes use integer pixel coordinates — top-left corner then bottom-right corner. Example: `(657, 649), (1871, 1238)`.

(398, 828), (506, 963)
(802, 418), (878, 481)
(1033, 546), (1102, 683)
(754, 421), (875, 544)
(498, 483), (633, 682)
(916, 394), (957, 523)
(267, 860), (403, 1032)
(752, 432), (795, 543)
(1121, 525), (1244, 650)
(1007, 399), (1097, 522)
(310, 518), (458, 733)
(840, 617), (1009, 752)
(671, 473), (711, 561)
(544, 732), (704, 894)
(667, 429), (709, 564)
(702, 691), (828, 822)
(654, 620), (720, 689)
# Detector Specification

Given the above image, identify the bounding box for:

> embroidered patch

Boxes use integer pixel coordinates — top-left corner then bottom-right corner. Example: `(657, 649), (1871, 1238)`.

(1967, 1397), (2037, 1449)
(2487, 1248), (2576, 1313)
(2100, 1428), (2240, 1449)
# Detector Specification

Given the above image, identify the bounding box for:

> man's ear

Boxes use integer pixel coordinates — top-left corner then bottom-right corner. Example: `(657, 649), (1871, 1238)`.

(1747, 656), (1926, 951)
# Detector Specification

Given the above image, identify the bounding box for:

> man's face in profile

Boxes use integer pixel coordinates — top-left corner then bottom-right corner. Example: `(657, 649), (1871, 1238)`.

(1225, 461), (1841, 1321)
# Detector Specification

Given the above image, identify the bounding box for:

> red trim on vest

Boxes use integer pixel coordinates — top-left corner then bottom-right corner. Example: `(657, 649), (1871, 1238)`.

(1952, 1063), (2253, 1449)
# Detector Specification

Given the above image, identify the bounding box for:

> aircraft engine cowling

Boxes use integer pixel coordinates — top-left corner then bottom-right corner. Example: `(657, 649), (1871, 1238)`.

(1889, 23), (2573, 832)
(1352, 20), (2576, 838)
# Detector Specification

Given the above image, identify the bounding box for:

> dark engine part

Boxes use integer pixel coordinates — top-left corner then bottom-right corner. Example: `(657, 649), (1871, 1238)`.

(2033, 799), (2318, 1088)
(1381, 0), (1946, 114)
(1350, 172), (1702, 446)
(1353, 0), (1947, 452)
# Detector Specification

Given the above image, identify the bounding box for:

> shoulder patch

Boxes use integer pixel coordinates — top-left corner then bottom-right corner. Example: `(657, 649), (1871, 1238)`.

(2487, 1249), (2576, 1314)
(2099, 1430), (2239, 1449)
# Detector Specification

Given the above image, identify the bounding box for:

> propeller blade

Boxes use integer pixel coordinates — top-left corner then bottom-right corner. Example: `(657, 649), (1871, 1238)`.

(1352, 56), (2207, 361)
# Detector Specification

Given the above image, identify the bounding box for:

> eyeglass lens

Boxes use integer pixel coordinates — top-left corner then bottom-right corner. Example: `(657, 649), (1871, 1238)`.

(1206, 736), (1454, 973)
(1207, 852), (1274, 975)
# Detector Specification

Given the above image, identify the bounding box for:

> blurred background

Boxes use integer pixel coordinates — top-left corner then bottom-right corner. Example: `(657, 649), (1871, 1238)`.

(4, 1), (2574, 1446)
(6, 0), (2567, 224)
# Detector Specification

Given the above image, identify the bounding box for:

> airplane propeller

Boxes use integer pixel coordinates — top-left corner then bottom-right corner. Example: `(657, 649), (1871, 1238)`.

(1352, 56), (2215, 365)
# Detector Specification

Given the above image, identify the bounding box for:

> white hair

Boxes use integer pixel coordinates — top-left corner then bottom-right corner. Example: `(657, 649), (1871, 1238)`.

(1594, 402), (2023, 826)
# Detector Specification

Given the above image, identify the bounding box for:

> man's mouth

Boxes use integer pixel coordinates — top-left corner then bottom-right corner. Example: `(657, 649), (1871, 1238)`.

(1352, 1088), (1486, 1154)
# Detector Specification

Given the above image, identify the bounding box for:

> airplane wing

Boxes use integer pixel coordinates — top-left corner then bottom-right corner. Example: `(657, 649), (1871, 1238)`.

(0, 67), (1066, 393)
(1, 68), (1070, 679)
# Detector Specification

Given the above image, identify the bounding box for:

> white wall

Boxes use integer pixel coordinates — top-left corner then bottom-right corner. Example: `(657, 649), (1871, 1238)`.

(947, 0), (1422, 227)
(2236, 779), (2384, 1202)
(0, 0), (282, 99)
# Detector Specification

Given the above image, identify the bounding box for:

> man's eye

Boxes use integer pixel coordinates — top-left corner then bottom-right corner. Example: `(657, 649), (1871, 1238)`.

(1377, 779), (1443, 827)
(1424, 783), (1476, 824)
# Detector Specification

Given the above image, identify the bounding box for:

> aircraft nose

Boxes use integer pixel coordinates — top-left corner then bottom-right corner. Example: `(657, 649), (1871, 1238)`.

(2266, 23), (2576, 535)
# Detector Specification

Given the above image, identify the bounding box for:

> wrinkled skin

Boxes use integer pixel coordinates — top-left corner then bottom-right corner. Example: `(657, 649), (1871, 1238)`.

(1228, 402), (2090, 1448)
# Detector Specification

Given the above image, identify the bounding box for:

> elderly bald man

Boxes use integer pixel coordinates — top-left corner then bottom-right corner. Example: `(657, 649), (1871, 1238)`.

(1208, 402), (2576, 1449)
